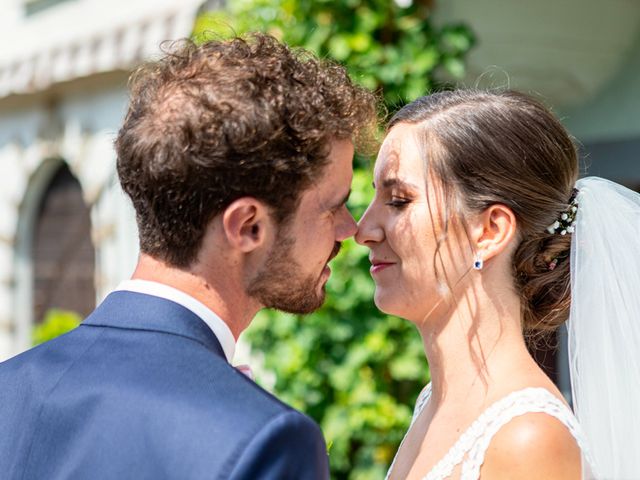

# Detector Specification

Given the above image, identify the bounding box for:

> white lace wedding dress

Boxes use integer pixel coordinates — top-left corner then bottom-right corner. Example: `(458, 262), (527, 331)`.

(386, 384), (595, 480)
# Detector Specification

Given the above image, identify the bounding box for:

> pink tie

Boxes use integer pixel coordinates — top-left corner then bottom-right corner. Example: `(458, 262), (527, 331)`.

(235, 364), (254, 381)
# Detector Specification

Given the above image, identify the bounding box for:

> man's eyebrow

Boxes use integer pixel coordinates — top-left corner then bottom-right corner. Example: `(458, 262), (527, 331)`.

(372, 178), (420, 190)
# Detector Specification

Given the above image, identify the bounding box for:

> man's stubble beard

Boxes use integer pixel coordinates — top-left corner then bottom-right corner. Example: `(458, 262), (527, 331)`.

(246, 228), (340, 315)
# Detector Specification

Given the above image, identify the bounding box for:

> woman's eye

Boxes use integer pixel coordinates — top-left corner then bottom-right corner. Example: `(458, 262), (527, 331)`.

(386, 198), (410, 208)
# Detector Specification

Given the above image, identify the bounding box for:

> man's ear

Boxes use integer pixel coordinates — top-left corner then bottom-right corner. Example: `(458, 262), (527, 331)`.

(468, 204), (518, 262)
(222, 198), (273, 253)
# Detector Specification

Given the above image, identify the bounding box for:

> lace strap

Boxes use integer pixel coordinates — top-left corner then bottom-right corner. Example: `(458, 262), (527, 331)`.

(385, 383), (433, 480)
(411, 383), (432, 424)
(425, 388), (589, 480)
(459, 388), (591, 479)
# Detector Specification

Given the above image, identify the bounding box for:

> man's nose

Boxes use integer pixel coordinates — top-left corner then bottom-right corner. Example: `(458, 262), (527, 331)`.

(336, 208), (358, 241)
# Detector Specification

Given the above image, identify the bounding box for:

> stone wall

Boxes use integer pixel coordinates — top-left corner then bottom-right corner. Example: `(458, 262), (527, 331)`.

(0, 75), (139, 360)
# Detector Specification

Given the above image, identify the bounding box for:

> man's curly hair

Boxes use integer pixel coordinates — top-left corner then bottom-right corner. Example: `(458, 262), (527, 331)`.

(116, 33), (377, 268)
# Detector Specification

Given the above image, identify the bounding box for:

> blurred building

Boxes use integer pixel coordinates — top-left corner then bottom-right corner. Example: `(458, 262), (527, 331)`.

(0, 0), (203, 359)
(438, 0), (640, 190)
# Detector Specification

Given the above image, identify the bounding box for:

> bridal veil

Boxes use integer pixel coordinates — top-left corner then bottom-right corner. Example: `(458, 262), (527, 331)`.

(568, 176), (640, 479)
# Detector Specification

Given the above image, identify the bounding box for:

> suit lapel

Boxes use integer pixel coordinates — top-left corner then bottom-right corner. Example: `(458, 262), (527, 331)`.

(83, 291), (227, 361)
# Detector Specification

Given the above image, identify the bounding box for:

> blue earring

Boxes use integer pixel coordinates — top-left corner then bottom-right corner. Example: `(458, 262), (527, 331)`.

(473, 254), (484, 270)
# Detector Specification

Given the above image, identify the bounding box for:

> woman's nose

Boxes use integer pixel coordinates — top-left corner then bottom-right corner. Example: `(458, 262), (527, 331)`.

(355, 203), (383, 246)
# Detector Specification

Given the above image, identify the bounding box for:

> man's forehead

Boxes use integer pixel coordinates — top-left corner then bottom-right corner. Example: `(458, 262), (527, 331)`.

(320, 139), (354, 178)
(297, 168), (349, 206)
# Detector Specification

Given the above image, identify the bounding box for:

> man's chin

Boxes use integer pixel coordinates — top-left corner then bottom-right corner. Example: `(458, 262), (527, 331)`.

(247, 256), (330, 315)
(264, 284), (327, 315)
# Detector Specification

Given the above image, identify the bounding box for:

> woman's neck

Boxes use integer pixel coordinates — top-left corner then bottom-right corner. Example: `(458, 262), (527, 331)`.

(418, 284), (534, 406)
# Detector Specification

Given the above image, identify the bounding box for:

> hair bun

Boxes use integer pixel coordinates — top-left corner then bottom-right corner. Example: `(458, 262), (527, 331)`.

(513, 233), (572, 333)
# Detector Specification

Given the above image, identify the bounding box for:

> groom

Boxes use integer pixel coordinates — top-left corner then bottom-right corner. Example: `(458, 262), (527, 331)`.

(0, 34), (375, 479)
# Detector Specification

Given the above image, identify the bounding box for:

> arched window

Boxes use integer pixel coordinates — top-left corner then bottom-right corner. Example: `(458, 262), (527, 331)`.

(31, 163), (95, 324)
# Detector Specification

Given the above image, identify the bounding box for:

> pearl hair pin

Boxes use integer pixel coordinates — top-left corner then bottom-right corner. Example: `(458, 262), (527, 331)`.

(545, 188), (579, 270)
(546, 188), (579, 235)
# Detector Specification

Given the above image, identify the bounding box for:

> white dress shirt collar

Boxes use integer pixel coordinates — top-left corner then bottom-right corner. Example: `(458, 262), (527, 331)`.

(114, 279), (236, 362)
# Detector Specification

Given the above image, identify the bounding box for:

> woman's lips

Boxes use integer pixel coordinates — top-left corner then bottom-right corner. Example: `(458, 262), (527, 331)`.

(370, 262), (394, 274)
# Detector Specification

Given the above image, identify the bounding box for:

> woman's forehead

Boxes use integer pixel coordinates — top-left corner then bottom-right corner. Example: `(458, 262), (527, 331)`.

(375, 124), (424, 182)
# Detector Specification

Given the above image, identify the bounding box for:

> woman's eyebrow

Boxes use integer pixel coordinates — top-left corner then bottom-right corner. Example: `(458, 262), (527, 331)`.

(372, 178), (420, 190)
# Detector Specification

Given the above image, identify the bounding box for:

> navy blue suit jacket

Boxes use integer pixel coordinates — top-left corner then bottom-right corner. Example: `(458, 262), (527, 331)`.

(0, 291), (330, 479)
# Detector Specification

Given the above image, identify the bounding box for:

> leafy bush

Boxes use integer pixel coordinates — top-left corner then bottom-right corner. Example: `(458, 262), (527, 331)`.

(33, 309), (81, 346)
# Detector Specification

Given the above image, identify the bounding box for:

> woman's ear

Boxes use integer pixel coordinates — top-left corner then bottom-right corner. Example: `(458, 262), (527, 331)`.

(221, 198), (272, 253)
(469, 204), (518, 262)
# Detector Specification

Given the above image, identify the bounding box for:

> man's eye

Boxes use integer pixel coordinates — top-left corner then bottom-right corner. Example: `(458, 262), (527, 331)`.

(331, 203), (348, 214)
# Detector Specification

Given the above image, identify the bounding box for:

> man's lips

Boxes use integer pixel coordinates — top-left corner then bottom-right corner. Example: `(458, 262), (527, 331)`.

(328, 242), (341, 263)
(321, 243), (342, 279)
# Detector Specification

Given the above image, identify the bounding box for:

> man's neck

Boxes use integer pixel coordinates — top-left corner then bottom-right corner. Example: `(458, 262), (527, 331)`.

(131, 254), (260, 340)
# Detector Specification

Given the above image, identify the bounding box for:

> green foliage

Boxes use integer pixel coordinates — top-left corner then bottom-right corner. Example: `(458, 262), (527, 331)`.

(194, 2), (474, 478)
(193, 0), (475, 108)
(33, 308), (81, 346)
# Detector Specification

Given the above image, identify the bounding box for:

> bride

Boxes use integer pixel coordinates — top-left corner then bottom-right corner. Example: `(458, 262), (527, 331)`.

(356, 90), (640, 479)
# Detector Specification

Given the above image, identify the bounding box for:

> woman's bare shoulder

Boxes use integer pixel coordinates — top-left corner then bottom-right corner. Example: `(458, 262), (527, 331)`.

(480, 411), (582, 480)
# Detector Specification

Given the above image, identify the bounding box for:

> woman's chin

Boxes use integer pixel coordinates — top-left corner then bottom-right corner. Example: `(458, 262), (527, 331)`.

(374, 288), (435, 324)
(374, 289), (405, 318)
